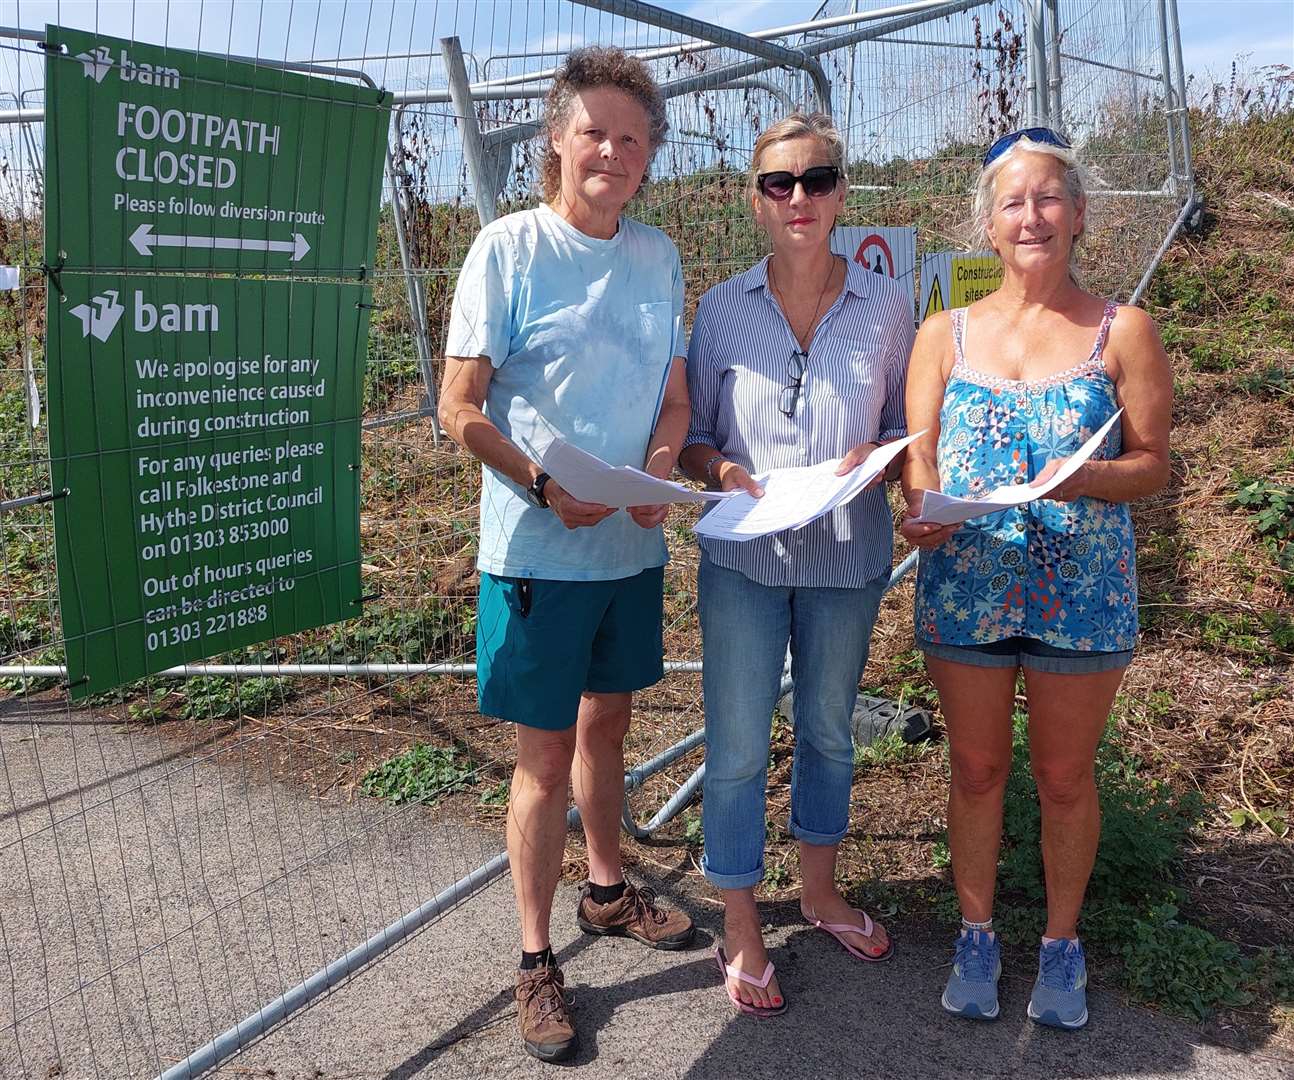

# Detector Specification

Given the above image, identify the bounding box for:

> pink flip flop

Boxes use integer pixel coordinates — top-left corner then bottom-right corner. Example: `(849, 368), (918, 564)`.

(801, 903), (895, 962)
(714, 945), (788, 1017)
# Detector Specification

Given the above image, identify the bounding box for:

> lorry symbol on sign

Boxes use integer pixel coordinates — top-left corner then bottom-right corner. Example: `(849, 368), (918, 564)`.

(68, 291), (125, 342)
(74, 45), (180, 89)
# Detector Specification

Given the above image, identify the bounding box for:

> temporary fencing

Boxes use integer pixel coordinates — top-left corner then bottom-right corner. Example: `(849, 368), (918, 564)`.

(0, 2), (1195, 1076)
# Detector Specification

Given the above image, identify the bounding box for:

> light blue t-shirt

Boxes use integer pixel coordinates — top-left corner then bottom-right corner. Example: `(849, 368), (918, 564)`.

(445, 205), (684, 581)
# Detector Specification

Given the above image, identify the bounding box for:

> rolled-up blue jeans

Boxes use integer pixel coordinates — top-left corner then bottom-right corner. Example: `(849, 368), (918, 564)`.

(698, 552), (887, 890)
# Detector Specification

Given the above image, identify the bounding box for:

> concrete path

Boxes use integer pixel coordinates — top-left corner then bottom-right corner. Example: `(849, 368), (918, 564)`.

(0, 704), (1289, 1080)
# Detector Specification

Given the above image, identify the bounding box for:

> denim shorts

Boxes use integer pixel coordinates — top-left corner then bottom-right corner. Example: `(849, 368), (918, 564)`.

(917, 635), (1133, 675)
(476, 567), (664, 730)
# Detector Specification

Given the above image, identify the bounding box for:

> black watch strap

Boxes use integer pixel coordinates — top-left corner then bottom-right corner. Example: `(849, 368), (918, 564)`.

(527, 471), (552, 509)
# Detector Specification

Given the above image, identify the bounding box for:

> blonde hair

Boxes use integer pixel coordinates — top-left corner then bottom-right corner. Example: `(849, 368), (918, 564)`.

(749, 112), (846, 196)
(970, 136), (1089, 272)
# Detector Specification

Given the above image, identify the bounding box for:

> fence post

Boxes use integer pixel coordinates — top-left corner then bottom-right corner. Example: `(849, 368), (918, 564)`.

(1045, 0), (1063, 129)
(1164, 0), (1195, 204)
(1025, 0), (1050, 126)
(1155, 0), (1184, 197)
(442, 35), (497, 227)
(384, 136), (441, 445)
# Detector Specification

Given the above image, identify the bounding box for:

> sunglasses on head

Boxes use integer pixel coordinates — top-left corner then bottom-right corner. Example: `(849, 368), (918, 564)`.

(981, 126), (1071, 168)
(756, 165), (841, 201)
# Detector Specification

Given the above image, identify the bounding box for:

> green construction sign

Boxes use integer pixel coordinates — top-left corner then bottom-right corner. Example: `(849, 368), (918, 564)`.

(44, 24), (390, 274)
(49, 276), (372, 697)
(43, 25), (389, 697)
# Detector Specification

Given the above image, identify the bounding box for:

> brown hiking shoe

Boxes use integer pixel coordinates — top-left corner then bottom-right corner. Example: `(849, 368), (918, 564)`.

(576, 882), (695, 950)
(515, 964), (576, 1063)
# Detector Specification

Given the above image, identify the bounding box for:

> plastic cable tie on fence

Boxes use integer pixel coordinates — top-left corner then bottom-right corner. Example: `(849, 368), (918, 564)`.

(38, 255), (66, 299)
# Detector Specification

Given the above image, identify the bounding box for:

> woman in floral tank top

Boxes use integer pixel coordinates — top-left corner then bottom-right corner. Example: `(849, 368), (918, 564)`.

(900, 129), (1173, 1031)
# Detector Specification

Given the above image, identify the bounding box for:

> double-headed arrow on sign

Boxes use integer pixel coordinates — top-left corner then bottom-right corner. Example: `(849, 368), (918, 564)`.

(129, 222), (311, 262)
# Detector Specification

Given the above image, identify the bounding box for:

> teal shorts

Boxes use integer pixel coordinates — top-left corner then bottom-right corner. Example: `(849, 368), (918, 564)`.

(476, 567), (665, 730)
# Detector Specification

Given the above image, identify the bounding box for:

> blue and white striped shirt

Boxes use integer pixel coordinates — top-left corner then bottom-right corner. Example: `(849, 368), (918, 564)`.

(684, 255), (913, 588)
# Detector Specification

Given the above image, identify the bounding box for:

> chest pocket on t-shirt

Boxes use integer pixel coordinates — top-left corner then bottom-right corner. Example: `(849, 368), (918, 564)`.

(636, 301), (674, 364)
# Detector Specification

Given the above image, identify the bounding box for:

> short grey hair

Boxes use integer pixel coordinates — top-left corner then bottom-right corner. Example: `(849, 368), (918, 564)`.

(970, 136), (1089, 272)
(749, 112), (846, 195)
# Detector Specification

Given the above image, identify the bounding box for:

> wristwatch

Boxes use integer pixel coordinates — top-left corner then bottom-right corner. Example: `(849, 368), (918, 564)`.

(525, 472), (552, 509)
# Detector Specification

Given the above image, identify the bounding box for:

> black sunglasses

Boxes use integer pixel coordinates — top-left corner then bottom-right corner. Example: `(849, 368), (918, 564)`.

(779, 350), (807, 417)
(756, 165), (841, 201)
(982, 126), (1071, 168)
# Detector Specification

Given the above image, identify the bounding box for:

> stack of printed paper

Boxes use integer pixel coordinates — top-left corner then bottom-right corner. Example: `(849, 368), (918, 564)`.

(914, 410), (1122, 526)
(541, 439), (736, 508)
(692, 432), (924, 542)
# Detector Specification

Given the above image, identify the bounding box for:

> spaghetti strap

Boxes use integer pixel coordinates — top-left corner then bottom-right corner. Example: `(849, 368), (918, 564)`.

(1090, 301), (1119, 363)
(951, 307), (967, 367)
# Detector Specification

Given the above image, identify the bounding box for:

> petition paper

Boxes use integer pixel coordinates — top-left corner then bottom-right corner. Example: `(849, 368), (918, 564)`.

(693, 432), (924, 542)
(915, 410), (1123, 527)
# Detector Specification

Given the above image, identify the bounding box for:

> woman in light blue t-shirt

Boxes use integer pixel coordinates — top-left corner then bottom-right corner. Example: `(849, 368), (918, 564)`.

(439, 47), (693, 1065)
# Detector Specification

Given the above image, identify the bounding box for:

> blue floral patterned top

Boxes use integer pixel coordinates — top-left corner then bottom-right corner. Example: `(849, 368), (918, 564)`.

(914, 302), (1139, 652)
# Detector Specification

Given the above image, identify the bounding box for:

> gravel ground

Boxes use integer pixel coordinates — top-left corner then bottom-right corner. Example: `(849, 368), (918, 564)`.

(1, 701), (1290, 1080)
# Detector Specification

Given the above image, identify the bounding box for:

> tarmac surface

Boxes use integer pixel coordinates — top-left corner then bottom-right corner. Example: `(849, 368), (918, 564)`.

(1, 701), (1291, 1080)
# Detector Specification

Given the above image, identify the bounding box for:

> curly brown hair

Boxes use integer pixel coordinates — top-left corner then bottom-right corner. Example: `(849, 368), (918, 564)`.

(541, 46), (668, 203)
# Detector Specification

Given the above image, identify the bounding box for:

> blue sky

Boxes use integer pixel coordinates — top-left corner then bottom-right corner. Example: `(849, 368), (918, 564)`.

(0, 0), (1287, 81)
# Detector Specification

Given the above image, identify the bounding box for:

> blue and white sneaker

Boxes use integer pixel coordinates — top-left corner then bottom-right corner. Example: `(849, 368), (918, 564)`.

(942, 929), (1002, 1020)
(1028, 938), (1089, 1029)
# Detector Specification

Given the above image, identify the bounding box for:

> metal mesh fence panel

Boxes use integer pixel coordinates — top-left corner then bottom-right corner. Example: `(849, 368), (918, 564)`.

(0, 2), (1189, 1076)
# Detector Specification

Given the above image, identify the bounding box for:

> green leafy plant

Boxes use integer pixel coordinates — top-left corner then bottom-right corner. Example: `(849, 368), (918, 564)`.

(1228, 805), (1290, 837)
(1121, 905), (1254, 1019)
(854, 730), (935, 768)
(478, 779), (510, 808)
(1231, 477), (1294, 590)
(176, 676), (288, 721)
(360, 742), (477, 805)
(304, 604), (471, 664)
(682, 811), (703, 846)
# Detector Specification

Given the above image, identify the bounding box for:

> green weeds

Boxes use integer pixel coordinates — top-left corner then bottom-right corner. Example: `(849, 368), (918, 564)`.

(360, 742), (478, 805)
(1231, 477), (1294, 591)
(176, 676), (290, 722)
(854, 730), (936, 768)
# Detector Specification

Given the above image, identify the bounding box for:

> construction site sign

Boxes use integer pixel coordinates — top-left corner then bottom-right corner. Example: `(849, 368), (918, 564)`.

(48, 277), (372, 698)
(44, 24), (390, 275)
(919, 251), (1003, 322)
(831, 226), (917, 318)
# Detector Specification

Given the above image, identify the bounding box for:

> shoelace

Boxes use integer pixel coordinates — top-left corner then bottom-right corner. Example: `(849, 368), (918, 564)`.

(1038, 941), (1082, 991)
(954, 932), (997, 982)
(629, 885), (669, 925)
(518, 968), (572, 1025)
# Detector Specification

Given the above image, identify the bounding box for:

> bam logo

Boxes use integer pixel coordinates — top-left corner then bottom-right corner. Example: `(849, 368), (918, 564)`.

(74, 45), (180, 90)
(74, 46), (112, 84)
(68, 291), (219, 341)
(68, 291), (125, 342)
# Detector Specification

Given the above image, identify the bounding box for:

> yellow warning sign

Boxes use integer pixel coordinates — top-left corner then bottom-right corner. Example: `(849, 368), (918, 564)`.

(950, 256), (1003, 306)
(923, 276), (945, 320)
(919, 251), (1002, 323)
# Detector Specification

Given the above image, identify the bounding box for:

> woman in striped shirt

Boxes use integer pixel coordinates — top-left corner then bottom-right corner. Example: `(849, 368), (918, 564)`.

(679, 113), (914, 1017)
